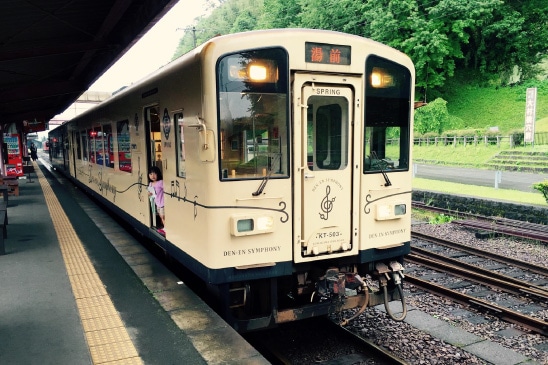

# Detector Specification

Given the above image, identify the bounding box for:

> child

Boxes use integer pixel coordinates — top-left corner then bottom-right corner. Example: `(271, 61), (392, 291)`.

(148, 166), (165, 234)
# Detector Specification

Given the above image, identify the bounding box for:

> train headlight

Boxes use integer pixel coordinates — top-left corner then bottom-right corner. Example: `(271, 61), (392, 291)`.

(227, 57), (278, 83)
(248, 65), (267, 81)
(256, 216), (274, 231)
(371, 67), (395, 88)
(376, 205), (392, 220)
(231, 215), (274, 236)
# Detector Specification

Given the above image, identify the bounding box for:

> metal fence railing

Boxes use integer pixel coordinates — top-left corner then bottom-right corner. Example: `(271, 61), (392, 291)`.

(414, 132), (548, 147)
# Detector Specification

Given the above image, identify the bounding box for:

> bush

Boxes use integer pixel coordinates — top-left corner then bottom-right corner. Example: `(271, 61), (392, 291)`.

(508, 129), (524, 146)
(533, 180), (548, 204)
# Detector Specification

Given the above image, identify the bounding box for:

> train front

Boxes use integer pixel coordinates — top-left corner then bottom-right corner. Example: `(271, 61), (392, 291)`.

(202, 30), (413, 331)
(282, 40), (414, 326)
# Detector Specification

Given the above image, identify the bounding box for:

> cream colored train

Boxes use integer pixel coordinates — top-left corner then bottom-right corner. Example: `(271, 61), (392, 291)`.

(49, 29), (415, 332)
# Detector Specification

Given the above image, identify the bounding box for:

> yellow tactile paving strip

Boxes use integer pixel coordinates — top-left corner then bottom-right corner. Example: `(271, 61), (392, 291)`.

(36, 164), (143, 365)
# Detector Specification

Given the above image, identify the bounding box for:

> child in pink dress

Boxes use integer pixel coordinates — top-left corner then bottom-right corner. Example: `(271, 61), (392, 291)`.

(148, 166), (165, 234)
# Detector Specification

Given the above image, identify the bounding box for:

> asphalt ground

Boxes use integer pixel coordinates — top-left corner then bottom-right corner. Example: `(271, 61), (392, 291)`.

(413, 164), (547, 193)
(0, 160), (266, 364)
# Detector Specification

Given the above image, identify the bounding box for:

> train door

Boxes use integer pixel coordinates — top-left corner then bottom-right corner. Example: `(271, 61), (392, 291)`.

(293, 74), (361, 263)
(144, 105), (163, 229)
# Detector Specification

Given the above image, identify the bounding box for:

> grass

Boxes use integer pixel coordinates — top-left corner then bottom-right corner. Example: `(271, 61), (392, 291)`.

(412, 78), (548, 206)
(439, 71), (548, 133)
(413, 143), (548, 168)
(413, 177), (547, 206)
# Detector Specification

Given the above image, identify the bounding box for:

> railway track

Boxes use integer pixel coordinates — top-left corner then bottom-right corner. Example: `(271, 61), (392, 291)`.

(412, 201), (548, 243)
(407, 232), (548, 336)
(244, 318), (408, 365)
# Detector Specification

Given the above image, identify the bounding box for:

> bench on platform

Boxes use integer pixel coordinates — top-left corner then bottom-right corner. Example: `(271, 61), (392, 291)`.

(5, 180), (19, 196)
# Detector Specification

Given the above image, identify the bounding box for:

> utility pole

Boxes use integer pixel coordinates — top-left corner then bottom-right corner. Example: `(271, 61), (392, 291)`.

(176, 26), (198, 48)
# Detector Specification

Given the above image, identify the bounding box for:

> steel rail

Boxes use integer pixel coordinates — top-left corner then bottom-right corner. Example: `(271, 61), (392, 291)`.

(451, 219), (548, 243)
(405, 274), (548, 336)
(412, 247), (548, 301)
(411, 231), (548, 277)
(407, 252), (548, 300)
(332, 320), (409, 365)
(491, 217), (548, 233)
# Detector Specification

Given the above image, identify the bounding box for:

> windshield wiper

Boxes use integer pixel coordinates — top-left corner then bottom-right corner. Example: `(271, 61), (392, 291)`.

(371, 151), (392, 187)
(252, 154), (280, 196)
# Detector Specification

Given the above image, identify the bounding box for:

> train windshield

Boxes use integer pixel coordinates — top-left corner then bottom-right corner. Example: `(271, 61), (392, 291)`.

(217, 48), (289, 180)
(364, 55), (412, 173)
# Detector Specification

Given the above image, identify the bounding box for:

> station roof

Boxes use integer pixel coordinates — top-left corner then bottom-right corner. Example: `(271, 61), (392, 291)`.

(0, 0), (178, 128)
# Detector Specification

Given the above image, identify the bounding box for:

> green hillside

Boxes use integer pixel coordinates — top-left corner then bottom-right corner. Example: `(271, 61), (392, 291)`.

(412, 75), (548, 206)
(414, 71), (548, 166)
(436, 72), (548, 133)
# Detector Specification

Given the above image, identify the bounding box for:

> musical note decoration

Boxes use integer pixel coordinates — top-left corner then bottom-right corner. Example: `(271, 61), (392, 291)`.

(319, 185), (336, 220)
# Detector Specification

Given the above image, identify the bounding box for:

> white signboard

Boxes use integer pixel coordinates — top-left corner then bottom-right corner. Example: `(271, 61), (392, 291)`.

(524, 87), (537, 143)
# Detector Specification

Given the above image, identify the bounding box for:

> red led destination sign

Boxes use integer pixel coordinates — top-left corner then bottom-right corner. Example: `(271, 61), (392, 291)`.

(305, 42), (351, 65)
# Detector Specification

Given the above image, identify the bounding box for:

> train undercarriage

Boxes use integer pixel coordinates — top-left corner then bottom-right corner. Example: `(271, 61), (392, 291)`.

(220, 259), (407, 332)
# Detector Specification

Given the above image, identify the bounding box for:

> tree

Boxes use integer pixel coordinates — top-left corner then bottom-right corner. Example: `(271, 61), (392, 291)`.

(173, 0), (548, 93)
(298, 0), (363, 31)
(414, 98), (453, 135)
(257, 0), (302, 29)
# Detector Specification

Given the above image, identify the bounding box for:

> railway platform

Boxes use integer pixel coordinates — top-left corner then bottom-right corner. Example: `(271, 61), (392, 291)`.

(0, 160), (268, 365)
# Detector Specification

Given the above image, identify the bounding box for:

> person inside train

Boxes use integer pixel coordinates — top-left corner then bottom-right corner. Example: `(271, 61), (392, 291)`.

(148, 166), (165, 235)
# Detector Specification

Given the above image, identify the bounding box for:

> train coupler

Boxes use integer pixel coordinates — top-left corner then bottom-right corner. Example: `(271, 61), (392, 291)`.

(376, 261), (407, 322)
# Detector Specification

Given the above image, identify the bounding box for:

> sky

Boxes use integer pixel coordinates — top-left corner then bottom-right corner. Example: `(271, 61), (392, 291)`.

(48, 0), (210, 126)
(89, 0), (210, 92)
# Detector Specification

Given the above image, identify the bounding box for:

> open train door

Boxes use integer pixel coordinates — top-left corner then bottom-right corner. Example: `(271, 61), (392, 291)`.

(144, 105), (163, 230)
(293, 74), (361, 263)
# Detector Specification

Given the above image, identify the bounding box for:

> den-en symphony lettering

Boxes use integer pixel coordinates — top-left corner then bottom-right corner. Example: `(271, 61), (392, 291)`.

(224, 245), (281, 257)
(368, 228), (407, 239)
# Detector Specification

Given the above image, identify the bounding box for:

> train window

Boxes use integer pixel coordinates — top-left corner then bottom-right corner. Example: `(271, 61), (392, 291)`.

(89, 127), (102, 165)
(117, 120), (131, 173)
(306, 99), (349, 171)
(363, 55), (411, 173)
(75, 131), (81, 160)
(82, 130), (89, 161)
(103, 124), (113, 168)
(174, 112), (186, 178)
(217, 47), (289, 181)
(80, 130), (88, 161)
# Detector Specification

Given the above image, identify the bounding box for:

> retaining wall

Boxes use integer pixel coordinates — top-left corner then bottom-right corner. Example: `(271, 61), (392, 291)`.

(412, 190), (548, 225)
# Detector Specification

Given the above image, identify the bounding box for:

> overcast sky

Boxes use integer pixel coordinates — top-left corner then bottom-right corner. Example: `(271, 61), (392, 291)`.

(89, 0), (210, 93)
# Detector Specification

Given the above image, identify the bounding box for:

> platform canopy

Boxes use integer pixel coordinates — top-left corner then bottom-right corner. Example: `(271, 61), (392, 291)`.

(0, 0), (178, 129)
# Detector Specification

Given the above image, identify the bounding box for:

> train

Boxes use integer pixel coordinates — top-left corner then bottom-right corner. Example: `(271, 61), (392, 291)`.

(49, 29), (415, 332)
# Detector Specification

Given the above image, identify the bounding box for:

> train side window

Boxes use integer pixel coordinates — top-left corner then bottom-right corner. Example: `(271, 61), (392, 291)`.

(116, 120), (132, 173)
(103, 124), (114, 168)
(174, 112), (186, 178)
(75, 131), (81, 160)
(80, 130), (88, 161)
(90, 127), (102, 165)
(217, 47), (289, 181)
(363, 55), (411, 173)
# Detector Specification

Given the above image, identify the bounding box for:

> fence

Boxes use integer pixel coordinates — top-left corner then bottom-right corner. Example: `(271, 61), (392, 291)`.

(414, 132), (548, 148)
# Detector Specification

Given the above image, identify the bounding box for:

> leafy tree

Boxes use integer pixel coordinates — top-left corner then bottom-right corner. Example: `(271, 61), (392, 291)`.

(257, 0), (302, 29)
(172, 0), (548, 95)
(414, 98), (453, 135)
(298, 0), (363, 31)
(230, 9), (258, 33)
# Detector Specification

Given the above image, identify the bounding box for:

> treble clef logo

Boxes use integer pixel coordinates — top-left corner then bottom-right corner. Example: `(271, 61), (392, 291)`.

(319, 185), (336, 220)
